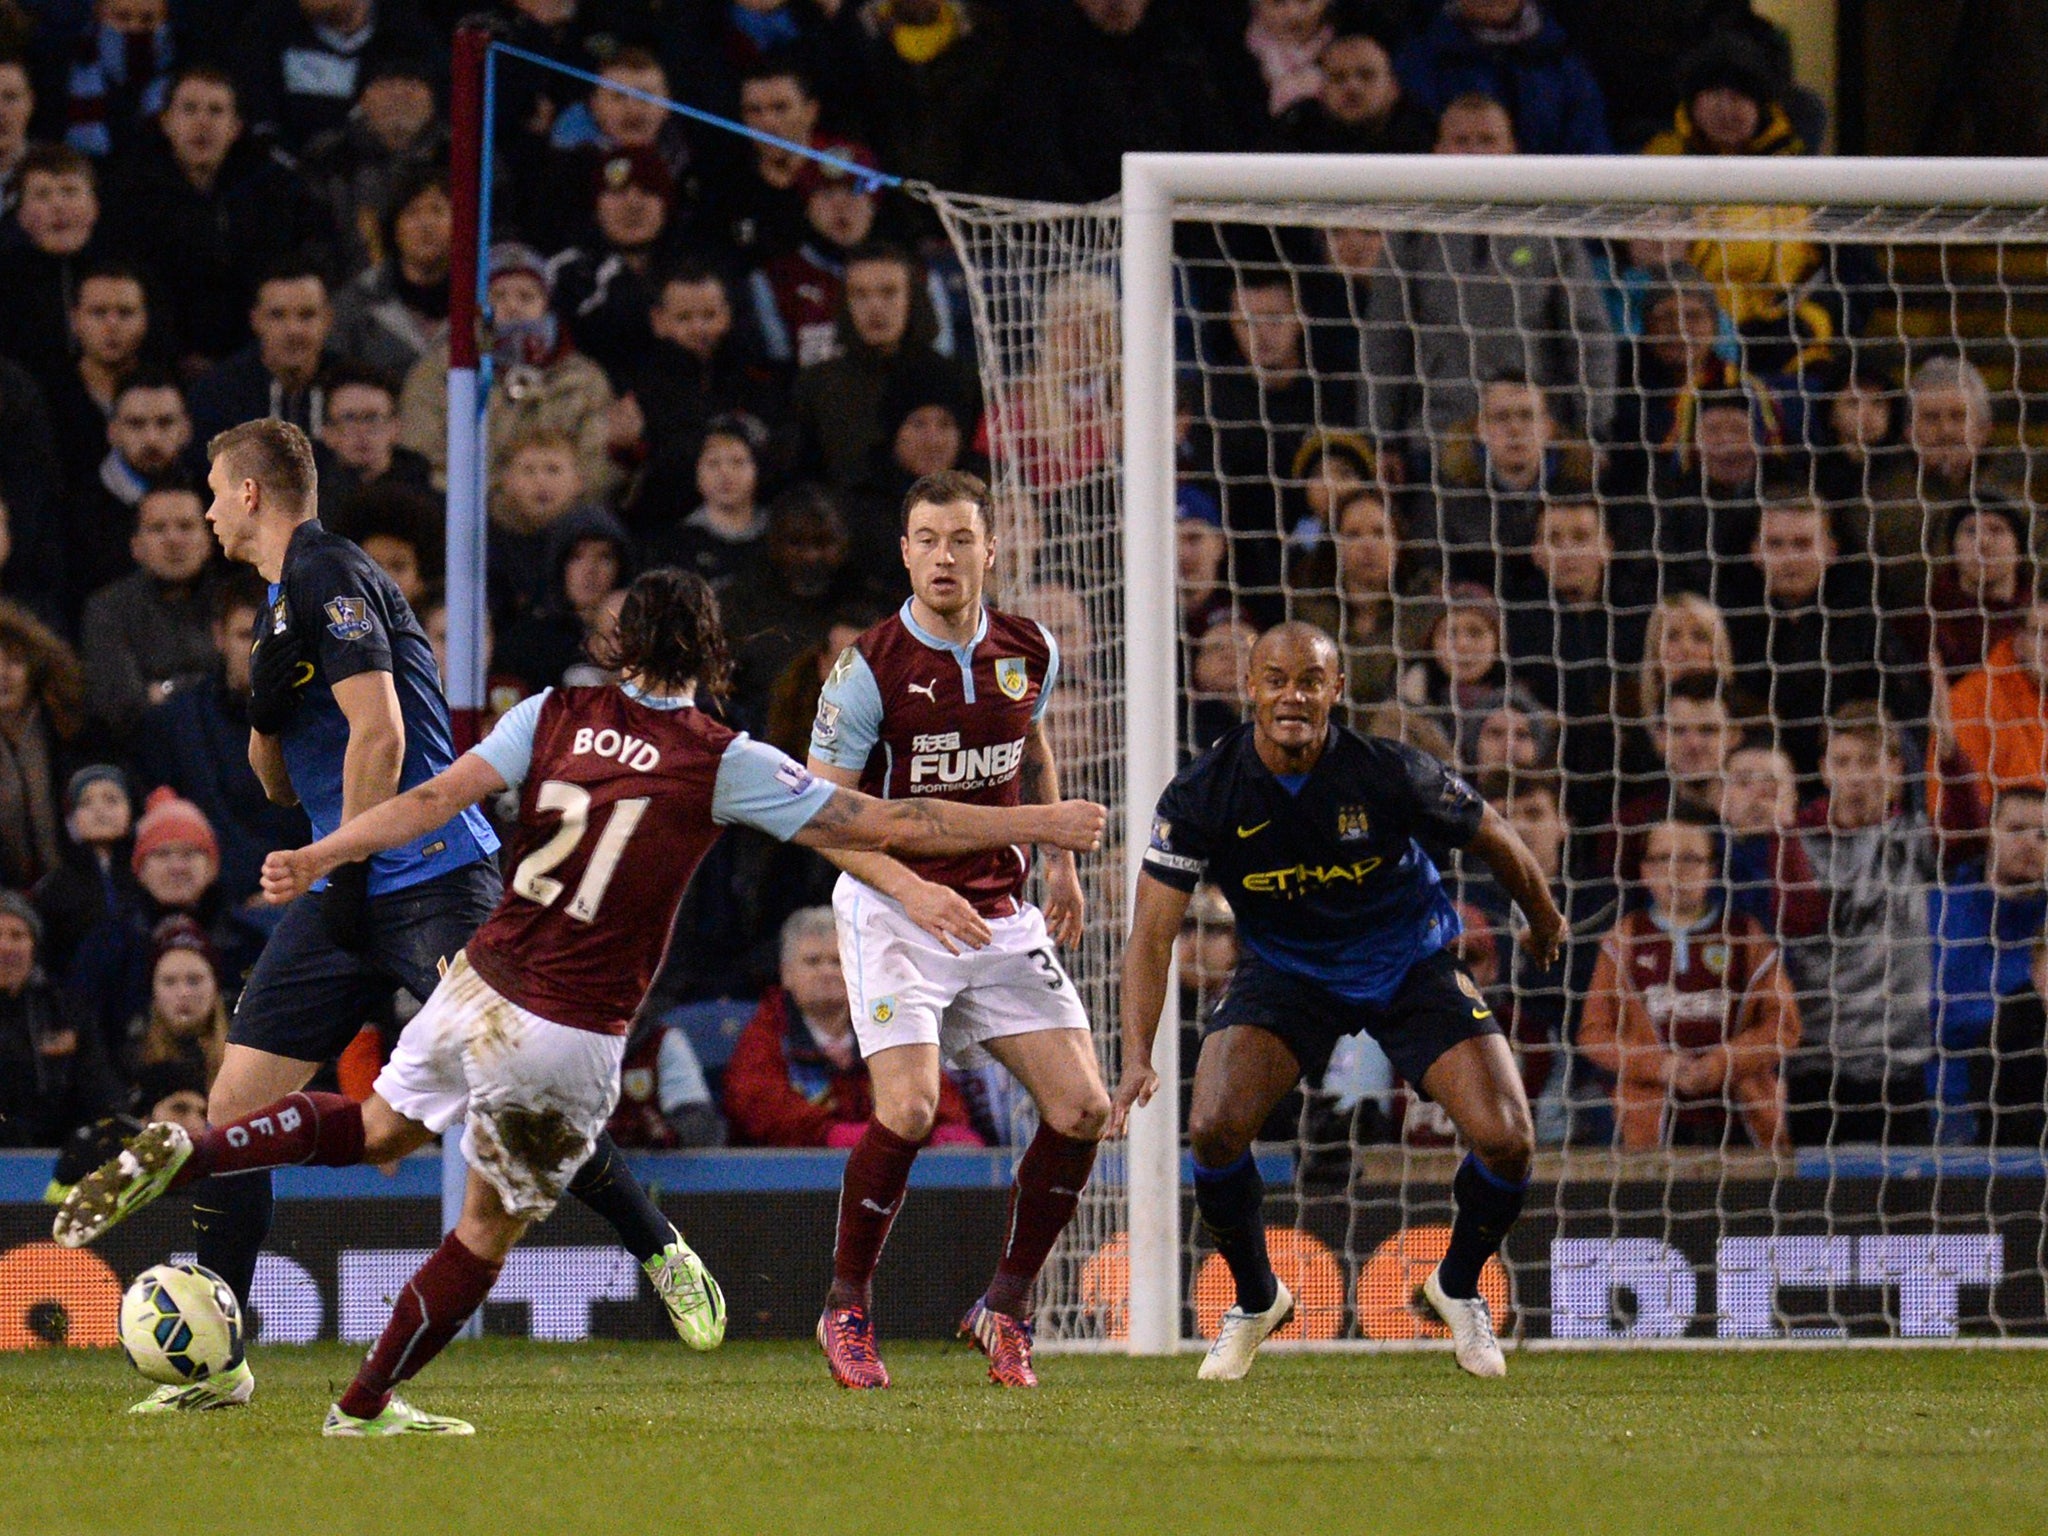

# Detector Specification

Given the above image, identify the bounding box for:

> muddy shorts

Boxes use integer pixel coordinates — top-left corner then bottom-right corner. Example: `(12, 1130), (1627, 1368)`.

(229, 860), (499, 1064)
(375, 950), (625, 1220)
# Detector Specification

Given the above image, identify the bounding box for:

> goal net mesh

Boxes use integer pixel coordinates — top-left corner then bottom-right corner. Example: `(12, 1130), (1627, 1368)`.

(930, 185), (2048, 1346)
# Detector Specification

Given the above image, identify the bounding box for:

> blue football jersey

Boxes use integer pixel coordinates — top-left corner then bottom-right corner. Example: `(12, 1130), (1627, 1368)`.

(269, 520), (498, 895)
(1142, 723), (1483, 1004)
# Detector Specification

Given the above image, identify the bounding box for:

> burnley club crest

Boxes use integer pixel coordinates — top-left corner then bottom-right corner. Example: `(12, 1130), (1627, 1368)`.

(995, 657), (1029, 701)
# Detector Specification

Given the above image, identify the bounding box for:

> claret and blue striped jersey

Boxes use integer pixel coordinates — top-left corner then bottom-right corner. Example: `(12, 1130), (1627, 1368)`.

(1143, 723), (1485, 1004)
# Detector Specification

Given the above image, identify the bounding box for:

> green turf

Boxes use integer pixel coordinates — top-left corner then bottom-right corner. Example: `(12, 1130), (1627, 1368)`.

(2, 1341), (2042, 1536)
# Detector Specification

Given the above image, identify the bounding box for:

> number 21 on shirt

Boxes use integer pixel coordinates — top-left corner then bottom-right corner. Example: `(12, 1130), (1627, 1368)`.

(509, 780), (651, 923)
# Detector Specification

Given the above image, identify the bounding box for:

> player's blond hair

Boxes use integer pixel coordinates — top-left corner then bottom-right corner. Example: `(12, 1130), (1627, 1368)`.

(208, 418), (318, 515)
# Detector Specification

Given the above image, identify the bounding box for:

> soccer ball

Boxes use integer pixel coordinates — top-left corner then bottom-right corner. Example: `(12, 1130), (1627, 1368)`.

(118, 1264), (243, 1385)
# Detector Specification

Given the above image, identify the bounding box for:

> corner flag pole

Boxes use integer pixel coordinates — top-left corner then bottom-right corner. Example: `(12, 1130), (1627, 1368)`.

(445, 24), (490, 755)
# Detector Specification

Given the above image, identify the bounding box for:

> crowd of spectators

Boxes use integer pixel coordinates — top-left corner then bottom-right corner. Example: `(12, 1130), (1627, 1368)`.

(0, 0), (2039, 1160)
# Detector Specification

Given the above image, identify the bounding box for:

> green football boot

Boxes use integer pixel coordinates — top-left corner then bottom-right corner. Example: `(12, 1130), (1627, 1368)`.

(322, 1396), (475, 1438)
(643, 1225), (727, 1350)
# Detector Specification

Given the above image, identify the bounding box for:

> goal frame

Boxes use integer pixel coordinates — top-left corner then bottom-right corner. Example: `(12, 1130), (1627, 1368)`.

(1117, 150), (2048, 1357)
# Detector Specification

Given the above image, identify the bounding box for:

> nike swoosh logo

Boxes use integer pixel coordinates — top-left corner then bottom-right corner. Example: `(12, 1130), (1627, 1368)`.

(860, 1198), (897, 1215)
(1471, 1006), (1493, 1021)
(1236, 822), (1270, 838)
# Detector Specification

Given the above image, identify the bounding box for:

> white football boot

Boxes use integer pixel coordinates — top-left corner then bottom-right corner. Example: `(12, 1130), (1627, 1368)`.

(323, 1396), (475, 1437)
(1422, 1267), (1507, 1378)
(130, 1359), (255, 1414)
(1196, 1278), (1294, 1382)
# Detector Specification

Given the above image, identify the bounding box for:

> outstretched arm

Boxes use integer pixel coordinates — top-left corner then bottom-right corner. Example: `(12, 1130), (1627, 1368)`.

(1107, 872), (1193, 1137)
(1467, 803), (1566, 967)
(260, 753), (508, 902)
(803, 758), (994, 955)
(790, 783), (1105, 858)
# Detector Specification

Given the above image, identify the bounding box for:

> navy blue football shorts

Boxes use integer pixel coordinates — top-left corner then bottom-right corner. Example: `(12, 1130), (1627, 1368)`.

(228, 859), (500, 1064)
(1203, 946), (1503, 1091)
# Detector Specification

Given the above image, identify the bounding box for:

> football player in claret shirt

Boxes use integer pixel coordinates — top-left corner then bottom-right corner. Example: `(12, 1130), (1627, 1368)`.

(805, 470), (1110, 1390)
(153, 418), (689, 1416)
(1112, 623), (1567, 1381)
(55, 567), (1106, 1437)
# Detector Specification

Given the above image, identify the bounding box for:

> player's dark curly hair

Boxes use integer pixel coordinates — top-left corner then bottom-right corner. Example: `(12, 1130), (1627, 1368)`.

(594, 567), (733, 699)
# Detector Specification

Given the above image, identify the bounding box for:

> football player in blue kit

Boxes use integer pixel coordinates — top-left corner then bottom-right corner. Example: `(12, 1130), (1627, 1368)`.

(1111, 623), (1566, 1380)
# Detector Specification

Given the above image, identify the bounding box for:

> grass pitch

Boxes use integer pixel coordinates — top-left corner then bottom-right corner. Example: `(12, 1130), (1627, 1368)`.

(3, 1341), (2042, 1536)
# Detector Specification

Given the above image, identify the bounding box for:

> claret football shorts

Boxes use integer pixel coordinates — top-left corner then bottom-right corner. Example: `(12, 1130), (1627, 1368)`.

(832, 873), (1091, 1067)
(376, 950), (626, 1219)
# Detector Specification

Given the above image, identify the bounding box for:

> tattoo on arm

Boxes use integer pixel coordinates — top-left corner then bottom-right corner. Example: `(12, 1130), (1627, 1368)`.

(888, 799), (951, 841)
(804, 789), (860, 836)
(803, 788), (952, 851)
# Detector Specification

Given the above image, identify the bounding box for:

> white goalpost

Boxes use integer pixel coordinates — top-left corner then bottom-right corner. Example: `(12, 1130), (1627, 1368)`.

(936, 151), (2048, 1355)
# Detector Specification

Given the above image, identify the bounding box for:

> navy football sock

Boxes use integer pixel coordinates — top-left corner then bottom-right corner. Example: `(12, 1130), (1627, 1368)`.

(192, 1168), (273, 1360)
(1193, 1151), (1277, 1315)
(568, 1134), (672, 1263)
(1437, 1153), (1527, 1300)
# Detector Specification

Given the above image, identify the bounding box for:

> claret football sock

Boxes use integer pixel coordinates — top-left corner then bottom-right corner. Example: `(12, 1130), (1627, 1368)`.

(829, 1119), (923, 1309)
(192, 1169), (273, 1325)
(984, 1124), (1098, 1318)
(567, 1133), (673, 1263)
(1436, 1154), (1528, 1300)
(181, 1092), (367, 1185)
(1193, 1150), (1278, 1315)
(338, 1231), (503, 1422)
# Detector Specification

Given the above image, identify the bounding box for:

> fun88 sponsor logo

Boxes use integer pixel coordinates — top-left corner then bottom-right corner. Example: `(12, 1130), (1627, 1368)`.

(908, 732), (1025, 791)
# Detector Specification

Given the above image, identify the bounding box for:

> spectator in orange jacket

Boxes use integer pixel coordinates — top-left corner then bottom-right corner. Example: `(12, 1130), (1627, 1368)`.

(1580, 812), (1800, 1151)
(722, 907), (983, 1149)
(1947, 594), (2048, 810)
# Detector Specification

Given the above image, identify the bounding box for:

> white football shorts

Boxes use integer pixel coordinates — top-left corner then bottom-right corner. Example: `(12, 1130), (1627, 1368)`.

(832, 872), (1091, 1066)
(376, 950), (625, 1220)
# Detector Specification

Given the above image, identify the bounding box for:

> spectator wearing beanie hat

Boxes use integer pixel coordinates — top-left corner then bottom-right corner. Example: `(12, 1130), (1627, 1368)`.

(1646, 29), (1805, 158)
(120, 914), (228, 1125)
(398, 239), (618, 499)
(1643, 30), (1833, 375)
(1899, 498), (2035, 682)
(549, 146), (682, 385)
(845, 352), (986, 582)
(132, 786), (219, 902)
(747, 141), (902, 371)
(66, 787), (226, 1062)
(30, 765), (140, 978)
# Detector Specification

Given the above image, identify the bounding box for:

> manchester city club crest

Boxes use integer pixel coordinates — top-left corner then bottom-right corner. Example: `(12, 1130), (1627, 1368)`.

(1336, 804), (1371, 841)
(323, 595), (373, 641)
(994, 657), (1029, 701)
(872, 996), (896, 1025)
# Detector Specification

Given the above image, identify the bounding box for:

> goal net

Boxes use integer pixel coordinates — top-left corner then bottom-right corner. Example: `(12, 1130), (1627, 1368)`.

(929, 156), (2048, 1349)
